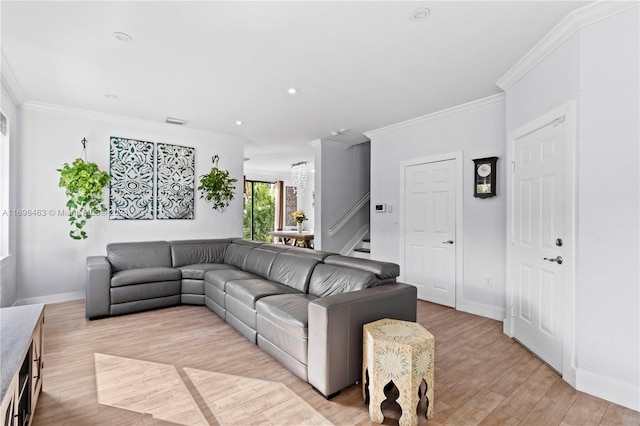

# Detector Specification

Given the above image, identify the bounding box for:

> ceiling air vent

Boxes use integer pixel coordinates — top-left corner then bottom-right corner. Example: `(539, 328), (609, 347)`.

(165, 117), (186, 125)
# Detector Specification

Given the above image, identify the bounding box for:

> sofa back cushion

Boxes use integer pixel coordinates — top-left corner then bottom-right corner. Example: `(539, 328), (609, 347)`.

(269, 253), (318, 293)
(284, 246), (335, 262)
(231, 238), (264, 247)
(170, 239), (231, 267)
(107, 241), (172, 272)
(224, 243), (254, 269)
(243, 248), (278, 278)
(308, 264), (378, 297)
(323, 255), (399, 282)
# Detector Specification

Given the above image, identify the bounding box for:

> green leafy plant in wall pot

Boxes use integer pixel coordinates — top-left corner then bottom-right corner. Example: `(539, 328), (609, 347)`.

(198, 164), (237, 212)
(57, 158), (111, 240)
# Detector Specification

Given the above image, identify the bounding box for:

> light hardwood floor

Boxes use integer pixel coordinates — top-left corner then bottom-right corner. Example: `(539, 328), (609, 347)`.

(32, 299), (639, 425)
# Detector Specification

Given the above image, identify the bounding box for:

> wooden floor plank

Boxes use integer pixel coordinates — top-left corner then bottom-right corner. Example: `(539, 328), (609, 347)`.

(29, 299), (637, 425)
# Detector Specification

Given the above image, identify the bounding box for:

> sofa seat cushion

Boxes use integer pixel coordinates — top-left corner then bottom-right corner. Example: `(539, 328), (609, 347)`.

(226, 279), (298, 309)
(204, 269), (258, 291)
(111, 267), (181, 287)
(110, 280), (181, 303)
(256, 294), (318, 339)
(178, 263), (235, 280)
(256, 294), (317, 365)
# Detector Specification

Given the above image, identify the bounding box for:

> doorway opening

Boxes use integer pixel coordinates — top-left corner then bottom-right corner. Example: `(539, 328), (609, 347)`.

(243, 180), (276, 242)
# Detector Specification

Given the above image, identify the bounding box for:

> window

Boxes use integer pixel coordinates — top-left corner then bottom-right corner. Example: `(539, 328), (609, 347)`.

(243, 180), (276, 242)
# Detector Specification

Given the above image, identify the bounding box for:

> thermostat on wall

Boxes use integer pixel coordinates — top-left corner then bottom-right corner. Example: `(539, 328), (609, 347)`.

(375, 203), (386, 213)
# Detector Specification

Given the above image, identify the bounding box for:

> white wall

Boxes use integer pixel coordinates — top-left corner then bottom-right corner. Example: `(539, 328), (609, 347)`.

(16, 103), (244, 302)
(504, 7), (639, 411)
(576, 8), (639, 410)
(313, 140), (370, 253)
(0, 83), (20, 306)
(367, 95), (507, 320)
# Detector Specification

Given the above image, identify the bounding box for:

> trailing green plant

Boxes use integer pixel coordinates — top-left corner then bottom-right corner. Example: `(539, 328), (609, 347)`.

(198, 167), (237, 212)
(57, 158), (111, 240)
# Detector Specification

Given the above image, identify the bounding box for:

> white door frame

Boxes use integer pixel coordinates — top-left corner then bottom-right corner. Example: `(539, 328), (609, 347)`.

(505, 100), (577, 385)
(399, 151), (464, 308)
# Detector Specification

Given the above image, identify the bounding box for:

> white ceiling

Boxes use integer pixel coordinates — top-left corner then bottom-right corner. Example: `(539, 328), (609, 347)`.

(1, 1), (591, 174)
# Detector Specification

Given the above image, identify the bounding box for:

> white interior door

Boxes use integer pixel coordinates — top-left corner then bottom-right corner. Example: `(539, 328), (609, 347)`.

(403, 159), (456, 307)
(512, 118), (566, 373)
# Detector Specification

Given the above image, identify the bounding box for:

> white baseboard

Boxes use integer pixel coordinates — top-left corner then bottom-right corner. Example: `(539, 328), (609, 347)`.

(457, 299), (506, 322)
(576, 368), (640, 411)
(15, 291), (85, 306)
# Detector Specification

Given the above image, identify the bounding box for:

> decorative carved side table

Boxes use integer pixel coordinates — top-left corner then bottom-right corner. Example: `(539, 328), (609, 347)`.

(362, 318), (434, 426)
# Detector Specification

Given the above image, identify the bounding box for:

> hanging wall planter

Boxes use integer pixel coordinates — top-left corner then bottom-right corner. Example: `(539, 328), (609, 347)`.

(57, 139), (111, 240)
(198, 155), (237, 212)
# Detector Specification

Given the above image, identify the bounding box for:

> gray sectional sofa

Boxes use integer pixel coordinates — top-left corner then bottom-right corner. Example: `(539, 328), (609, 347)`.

(85, 238), (417, 397)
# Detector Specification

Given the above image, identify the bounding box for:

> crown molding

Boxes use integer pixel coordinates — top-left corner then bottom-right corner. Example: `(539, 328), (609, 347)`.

(365, 93), (505, 138)
(497, 1), (639, 91)
(21, 101), (248, 144)
(1, 51), (26, 105)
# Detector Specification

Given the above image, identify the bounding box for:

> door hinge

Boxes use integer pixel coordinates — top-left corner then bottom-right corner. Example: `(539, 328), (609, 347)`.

(511, 305), (515, 318)
(511, 161), (515, 173)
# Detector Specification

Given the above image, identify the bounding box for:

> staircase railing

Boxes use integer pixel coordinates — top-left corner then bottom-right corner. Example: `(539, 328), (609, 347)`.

(328, 191), (370, 236)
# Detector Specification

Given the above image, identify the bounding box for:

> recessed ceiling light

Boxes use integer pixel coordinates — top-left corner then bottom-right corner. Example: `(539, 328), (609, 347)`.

(287, 87), (298, 95)
(165, 117), (186, 125)
(411, 8), (430, 21)
(235, 120), (243, 126)
(113, 32), (133, 42)
(104, 94), (117, 99)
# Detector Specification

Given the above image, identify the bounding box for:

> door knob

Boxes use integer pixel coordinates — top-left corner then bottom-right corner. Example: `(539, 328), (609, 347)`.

(442, 240), (454, 244)
(543, 256), (563, 265)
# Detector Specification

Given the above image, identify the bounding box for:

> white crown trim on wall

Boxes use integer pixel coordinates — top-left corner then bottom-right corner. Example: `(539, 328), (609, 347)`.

(496, 1), (639, 91)
(364, 93), (505, 138)
(21, 101), (248, 144)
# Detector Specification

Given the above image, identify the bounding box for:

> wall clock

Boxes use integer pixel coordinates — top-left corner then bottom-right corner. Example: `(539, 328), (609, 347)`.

(473, 157), (498, 198)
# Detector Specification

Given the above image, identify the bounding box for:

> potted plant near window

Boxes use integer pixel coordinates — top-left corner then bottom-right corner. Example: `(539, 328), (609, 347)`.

(57, 158), (111, 240)
(198, 166), (237, 212)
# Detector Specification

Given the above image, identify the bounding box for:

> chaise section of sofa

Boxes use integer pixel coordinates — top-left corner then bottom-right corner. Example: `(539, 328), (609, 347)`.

(85, 237), (417, 398)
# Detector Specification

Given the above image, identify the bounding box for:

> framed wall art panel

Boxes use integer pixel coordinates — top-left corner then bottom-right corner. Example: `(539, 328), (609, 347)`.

(156, 143), (195, 219)
(285, 186), (297, 227)
(109, 137), (155, 219)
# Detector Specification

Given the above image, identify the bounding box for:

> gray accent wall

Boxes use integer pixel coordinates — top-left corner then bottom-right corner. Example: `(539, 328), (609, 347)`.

(313, 140), (370, 254)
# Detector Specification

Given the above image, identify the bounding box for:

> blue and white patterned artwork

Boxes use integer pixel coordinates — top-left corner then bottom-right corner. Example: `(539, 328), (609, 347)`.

(156, 143), (195, 219)
(109, 137), (155, 220)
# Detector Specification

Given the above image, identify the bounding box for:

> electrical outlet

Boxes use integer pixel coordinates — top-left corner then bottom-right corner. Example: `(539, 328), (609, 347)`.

(486, 277), (492, 287)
